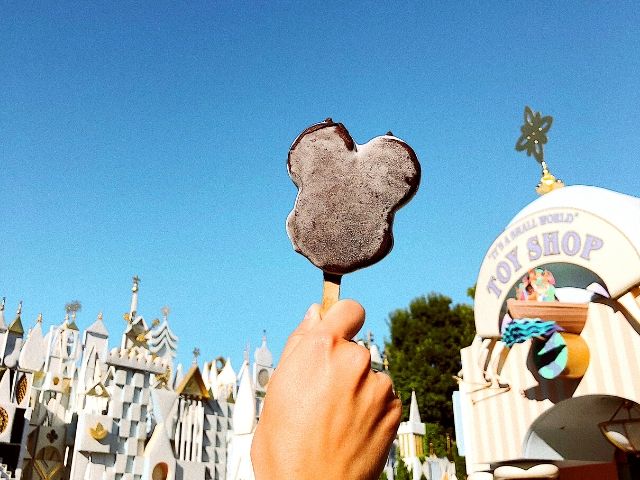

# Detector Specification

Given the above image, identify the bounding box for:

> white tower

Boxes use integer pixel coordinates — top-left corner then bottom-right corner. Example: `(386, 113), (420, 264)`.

(252, 332), (273, 398)
(227, 361), (257, 480)
(397, 391), (426, 480)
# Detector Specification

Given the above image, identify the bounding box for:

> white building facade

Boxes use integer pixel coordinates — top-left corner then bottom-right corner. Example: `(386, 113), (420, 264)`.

(0, 277), (395, 480)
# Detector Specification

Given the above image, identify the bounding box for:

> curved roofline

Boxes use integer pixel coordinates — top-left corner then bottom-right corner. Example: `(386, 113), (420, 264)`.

(510, 186), (640, 251)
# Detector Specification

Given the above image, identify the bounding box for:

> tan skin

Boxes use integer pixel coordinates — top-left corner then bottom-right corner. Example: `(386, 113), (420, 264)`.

(251, 300), (402, 479)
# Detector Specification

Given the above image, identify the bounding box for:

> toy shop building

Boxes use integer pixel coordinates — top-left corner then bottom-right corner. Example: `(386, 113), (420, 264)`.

(455, 185), (640, 480)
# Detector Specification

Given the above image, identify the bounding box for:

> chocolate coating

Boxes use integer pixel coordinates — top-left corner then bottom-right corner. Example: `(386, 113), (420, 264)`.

(286, 120), (421, 275)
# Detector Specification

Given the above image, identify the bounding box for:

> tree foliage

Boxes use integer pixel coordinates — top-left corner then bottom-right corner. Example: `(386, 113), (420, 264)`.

(385, 293), (475, 429)
(395, 459), (412, 480)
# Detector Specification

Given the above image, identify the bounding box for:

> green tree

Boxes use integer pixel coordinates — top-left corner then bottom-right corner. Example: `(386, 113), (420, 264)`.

(467, 284), (476, 301)
(395, 459), (412, 480)
(378, 472), (388, 480)
(385, 293), (475, 429)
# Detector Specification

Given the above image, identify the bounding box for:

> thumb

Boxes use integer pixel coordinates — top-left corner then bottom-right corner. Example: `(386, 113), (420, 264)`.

(279, 304), (322, 363)
(317, 299), (365, 341)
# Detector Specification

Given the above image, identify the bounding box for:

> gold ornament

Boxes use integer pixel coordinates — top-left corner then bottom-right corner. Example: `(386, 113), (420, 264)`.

(515, 106), (565, 195)
(536, 161), (565, 195)
(89, 422), (108, 441)
(0, 407), (9, 433)
(16, 374), (28, 405)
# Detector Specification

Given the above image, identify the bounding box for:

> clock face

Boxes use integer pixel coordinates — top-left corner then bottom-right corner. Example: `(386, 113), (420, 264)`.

(257, 368), (270, 388)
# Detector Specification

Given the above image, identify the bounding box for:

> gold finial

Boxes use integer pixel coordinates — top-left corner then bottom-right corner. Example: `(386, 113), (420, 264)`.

(152, 318), (160, 328)
(536, 161), (565, 195)
(515, 106), (564, 195)
(383, 356), (389, 371)
(123, 312), (131, 323)
(98, 312), (103, 321)
(161, 305), (170, 321)
(37, 313), (43, 323)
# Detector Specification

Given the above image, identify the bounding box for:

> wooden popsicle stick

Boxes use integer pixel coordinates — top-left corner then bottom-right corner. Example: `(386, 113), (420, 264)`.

(321, 272), (342, 317)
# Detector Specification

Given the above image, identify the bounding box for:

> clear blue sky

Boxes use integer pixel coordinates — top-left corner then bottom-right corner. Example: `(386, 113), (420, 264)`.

(2, 2), (638, 370)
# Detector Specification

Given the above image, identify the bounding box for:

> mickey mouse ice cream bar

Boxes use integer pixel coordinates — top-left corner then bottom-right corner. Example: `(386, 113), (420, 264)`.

(286, 119), (421, 275)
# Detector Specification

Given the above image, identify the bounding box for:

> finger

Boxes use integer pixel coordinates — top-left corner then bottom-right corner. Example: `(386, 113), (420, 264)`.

(317, 299), (365, 341)
(280, 304), (322, 363)
(374, 370), (399, 403)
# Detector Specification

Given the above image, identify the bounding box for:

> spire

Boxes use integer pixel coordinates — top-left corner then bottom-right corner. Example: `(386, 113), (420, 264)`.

(233, 362), (257, 434)
(120, 278), (151, 351)
(130, 275), (140, 318)
(0, 297), (6, 330)
(86, 312), (109, 337)
(397, 390), (426, 437)
(19, 313), (47, 371)
(243, 342), (250, 364)
(216, 358), (236, 401)
(409, 390), (422, 424)
(254, 331), (273, 367)
(8, 301), (24, 334)
(397, 390), (427, 460)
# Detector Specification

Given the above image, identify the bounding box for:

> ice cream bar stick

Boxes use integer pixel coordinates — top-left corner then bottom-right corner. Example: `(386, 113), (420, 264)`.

(321, 272), (342, 317)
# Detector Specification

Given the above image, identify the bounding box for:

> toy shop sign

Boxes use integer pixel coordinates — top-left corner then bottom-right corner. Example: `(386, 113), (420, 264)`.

(474, 207), (640, 337)
(484, 212), (603, 298)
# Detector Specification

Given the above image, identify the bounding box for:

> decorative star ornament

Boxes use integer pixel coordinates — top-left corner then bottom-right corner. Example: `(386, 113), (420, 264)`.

(515, 106), (564, 195)
(515, 106), (553, 163)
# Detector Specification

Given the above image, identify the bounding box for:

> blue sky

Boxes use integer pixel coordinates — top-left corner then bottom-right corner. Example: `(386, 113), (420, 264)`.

(2, 2), (638, 370)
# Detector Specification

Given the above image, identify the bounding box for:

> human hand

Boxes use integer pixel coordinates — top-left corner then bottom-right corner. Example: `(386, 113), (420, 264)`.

(251, 300), (401, 479)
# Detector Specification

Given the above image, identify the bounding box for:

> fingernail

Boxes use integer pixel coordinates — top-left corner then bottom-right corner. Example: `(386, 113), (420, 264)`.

(303, 305), (314, 321)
